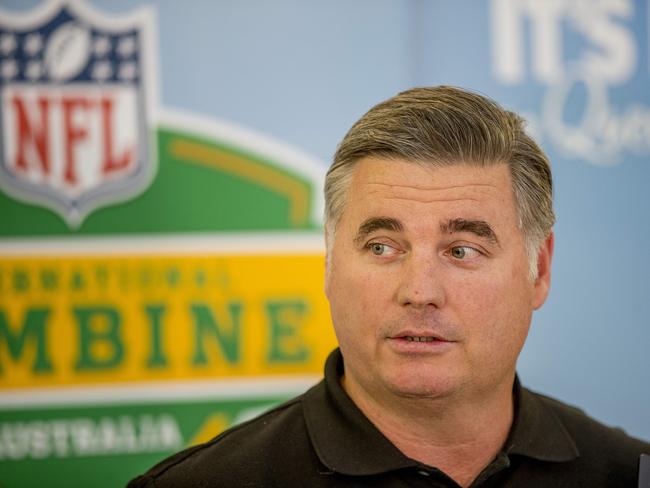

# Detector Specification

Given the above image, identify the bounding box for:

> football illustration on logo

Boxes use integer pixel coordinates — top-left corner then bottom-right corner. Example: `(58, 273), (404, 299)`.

(44, 22), (91, 81)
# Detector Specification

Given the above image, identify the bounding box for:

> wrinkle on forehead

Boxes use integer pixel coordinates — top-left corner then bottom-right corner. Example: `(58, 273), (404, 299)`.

(369, 196), (483, 204)
(363, 182), (500, 192)
(352, 158), (510, 196)
(359, 181), (502, 204)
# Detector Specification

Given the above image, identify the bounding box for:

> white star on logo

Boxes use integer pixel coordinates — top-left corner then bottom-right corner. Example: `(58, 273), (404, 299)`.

(25, 60), (43, 80)
(93, 35), (111, 57)
(23, 32), (43, 56)
(91, 60), (112, 81)
(1, 59), (18, 80)
(118, 61), (137, 81)
(0, 33), (17, 55)
(116, 36), (136, 58)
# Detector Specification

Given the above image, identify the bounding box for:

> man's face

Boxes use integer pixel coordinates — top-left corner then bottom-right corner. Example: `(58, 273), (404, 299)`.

(325, 158), (553, 403)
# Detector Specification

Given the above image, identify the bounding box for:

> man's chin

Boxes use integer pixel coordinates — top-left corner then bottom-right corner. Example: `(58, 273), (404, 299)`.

(382, 370), (463, 401)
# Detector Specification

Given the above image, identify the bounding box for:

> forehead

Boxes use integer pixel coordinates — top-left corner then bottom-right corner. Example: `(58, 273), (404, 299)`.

(342, 157), (518, 228)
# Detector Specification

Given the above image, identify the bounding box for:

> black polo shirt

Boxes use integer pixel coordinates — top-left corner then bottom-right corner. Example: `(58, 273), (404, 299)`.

(128, 349), (650, 487)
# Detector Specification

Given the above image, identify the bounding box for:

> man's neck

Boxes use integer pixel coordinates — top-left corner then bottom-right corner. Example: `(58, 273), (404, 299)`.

(342, 375), (515, 488)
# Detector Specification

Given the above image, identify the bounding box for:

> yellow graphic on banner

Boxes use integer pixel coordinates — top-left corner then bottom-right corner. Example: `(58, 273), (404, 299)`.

(189, 413), (230, 445)
(0, 254), (335, 389)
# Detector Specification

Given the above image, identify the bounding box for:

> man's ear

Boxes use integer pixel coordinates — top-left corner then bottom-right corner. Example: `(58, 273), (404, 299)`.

(532, 231), (554, 310)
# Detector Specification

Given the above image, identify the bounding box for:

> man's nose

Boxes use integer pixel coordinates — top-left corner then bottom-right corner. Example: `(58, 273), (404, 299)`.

(396, 252), (446, 309)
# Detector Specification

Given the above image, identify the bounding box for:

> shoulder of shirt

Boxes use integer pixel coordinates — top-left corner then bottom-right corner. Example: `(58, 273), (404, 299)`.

(528, 387), (650, 460)
(126, 393), (308, 487)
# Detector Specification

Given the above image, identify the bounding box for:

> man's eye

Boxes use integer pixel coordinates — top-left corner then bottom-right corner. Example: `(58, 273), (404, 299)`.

(369, 243), (394, 256)
(450, 246), (480, 259)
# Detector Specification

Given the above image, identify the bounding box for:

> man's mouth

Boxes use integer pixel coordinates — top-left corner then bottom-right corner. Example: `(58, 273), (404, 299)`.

(394, 333), (453, 343)
(388, 332), (456, 353)
(402, 335), (441, 342)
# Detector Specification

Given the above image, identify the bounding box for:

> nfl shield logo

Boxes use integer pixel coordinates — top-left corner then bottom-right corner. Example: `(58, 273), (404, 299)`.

(0, 0), (157, 228)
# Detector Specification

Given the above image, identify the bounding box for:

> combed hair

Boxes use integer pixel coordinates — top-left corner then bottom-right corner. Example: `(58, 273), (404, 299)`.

(324, 86), (555, 277)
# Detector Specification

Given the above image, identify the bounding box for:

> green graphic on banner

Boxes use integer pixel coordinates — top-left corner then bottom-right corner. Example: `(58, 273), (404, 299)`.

(0, 127), (319, 236)
(0, 396), (289, 488)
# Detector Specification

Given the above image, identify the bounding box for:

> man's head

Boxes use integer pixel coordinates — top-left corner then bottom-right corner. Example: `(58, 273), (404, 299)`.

(325, 86), (554, 278)
(323, 86), (555, 405)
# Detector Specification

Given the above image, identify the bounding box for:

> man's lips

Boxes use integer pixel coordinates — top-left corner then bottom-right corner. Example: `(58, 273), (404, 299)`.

(400, 335), (446, 343)
(387, 332), (457, 354)
(388, 332), (456, 343)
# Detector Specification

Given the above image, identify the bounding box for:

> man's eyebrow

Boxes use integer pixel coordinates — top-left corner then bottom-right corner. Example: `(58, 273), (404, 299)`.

(440, 218), (499, 245)
(353, 217), (403, 245)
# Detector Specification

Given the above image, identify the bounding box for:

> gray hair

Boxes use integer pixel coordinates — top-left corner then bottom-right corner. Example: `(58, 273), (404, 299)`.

(324, 86), (555, 278)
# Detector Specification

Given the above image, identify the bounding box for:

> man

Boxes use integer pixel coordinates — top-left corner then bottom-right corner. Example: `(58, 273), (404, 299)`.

(128, 86), (649, 487)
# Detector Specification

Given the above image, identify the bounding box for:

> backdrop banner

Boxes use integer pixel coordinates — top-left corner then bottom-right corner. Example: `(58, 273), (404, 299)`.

(1, 1), (649, 487)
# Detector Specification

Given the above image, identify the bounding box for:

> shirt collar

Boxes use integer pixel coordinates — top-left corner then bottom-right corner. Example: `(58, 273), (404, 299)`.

(302, 348), (417, 475)
(506, 377), (580, 462)
(302, 348), (579, 476)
